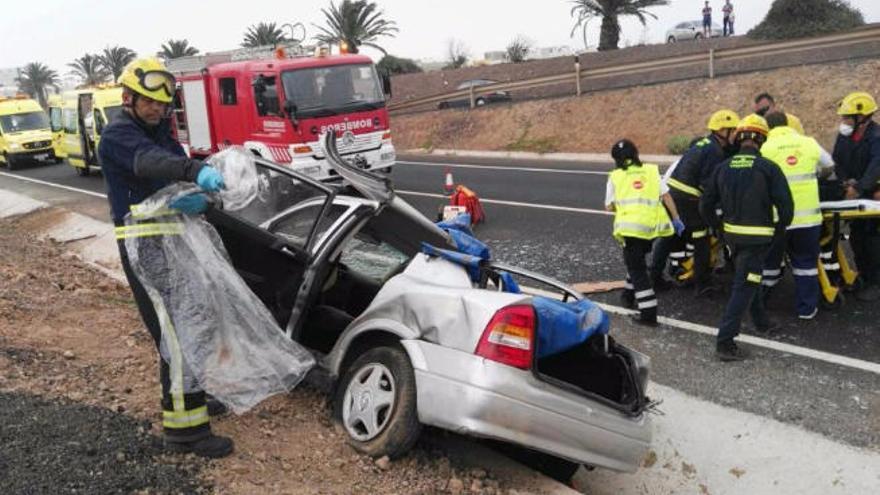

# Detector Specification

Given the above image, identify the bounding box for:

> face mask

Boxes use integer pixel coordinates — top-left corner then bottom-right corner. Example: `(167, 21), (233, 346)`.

(839, 123), (854, 137)
(756, 106), (771, 117)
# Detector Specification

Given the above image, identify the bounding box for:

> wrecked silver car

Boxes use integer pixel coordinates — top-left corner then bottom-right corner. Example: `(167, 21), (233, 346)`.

(205, 134), (653, 476)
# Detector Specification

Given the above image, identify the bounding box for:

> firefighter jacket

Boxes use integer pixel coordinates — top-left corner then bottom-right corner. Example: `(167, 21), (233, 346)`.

(98, 111), (206, 224)
(832, 119), (880, 198)
(609, 163), (674, 243)
(700, 149), (794, 246)
(761, 126), (822, 229)
(667, 135), (729, 199)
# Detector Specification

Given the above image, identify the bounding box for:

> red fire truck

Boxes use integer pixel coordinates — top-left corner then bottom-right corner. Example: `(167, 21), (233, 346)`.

(166, 46), (395, 180)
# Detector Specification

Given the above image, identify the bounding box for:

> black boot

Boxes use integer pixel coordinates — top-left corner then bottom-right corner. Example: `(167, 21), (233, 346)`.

(715, 341), (748, 362)
(651, 274), (674, 293)
(165, 434), (235, 459)
(631, 307), (658, 327)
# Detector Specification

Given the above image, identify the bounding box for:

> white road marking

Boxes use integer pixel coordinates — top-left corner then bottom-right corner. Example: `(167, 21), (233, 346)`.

(397, 190), (614, 216)
(397, 159), (611, 176)
(0, 171), (107, 199)
(6, 173), (876, 374)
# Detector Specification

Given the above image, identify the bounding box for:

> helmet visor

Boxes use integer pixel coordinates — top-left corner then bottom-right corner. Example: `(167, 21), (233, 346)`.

(140, 71), (176, 98)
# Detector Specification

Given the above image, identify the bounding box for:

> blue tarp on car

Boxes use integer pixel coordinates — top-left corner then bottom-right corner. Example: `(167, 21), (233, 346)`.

(533, 297), (610, 358)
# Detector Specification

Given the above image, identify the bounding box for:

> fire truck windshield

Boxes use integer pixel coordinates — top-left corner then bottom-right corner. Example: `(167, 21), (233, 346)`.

(281, 63), (384, 118)
(0, 111), (49, 133)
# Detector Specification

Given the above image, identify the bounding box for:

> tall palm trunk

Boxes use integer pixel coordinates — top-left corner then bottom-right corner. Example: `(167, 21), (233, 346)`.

(598, 14), (621, 51)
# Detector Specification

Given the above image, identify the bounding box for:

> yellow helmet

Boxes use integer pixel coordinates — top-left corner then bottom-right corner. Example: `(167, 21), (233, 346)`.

(837, 92), (877, 116)
(736, 114), (770, 136)
(117, 58), (176, 104)
(707, 110), (740, 131)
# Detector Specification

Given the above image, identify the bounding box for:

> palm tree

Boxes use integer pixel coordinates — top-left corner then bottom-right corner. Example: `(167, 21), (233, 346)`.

(68, 54), (110, 87)
(241, 22), (288, 48)
(99, 45), (137, 80)
(159, 39), (200, 60)
(313, 0), (398, 54)
(15, 62), (59, 108)
(570, 0), (669, 51)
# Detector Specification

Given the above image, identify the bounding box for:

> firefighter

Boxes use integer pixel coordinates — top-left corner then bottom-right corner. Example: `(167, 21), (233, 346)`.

(98, 58), (234, 458)
(701, 115), (794, 361)
(651, 110), (739, 296)
(606, 139), (684, 326)
(760, 112), (834, 318)
(833, 91), (880, 301)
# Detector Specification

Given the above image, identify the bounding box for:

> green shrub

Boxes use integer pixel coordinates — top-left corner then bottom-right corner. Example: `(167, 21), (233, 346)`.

(749, 0), (864, 40)
(667, 135), (693, 155)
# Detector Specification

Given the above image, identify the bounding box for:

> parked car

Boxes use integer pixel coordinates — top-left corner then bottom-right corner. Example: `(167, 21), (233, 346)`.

(666, 21), (723, 42)
(438, 79), (511, 109)
(204, 134), (654, 480)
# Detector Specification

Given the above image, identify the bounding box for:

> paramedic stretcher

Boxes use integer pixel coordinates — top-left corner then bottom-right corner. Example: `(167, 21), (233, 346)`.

(817, 199), (880, 305)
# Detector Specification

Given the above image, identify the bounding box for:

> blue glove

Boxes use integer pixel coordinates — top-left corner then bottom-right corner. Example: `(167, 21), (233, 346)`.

(169, 193), (209, 215)
(196, 166), (225, 192)
(672, 218), (686, 237)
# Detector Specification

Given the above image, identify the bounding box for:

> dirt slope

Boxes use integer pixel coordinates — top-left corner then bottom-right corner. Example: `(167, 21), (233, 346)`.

(391, 58), (880, 156)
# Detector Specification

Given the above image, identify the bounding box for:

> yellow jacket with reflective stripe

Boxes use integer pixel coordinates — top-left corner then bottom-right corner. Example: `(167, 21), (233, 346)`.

(761, 126), (822, 228)
(610, 163), (674, 243)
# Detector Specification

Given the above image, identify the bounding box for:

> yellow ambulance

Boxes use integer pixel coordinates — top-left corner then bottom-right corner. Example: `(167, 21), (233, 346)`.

(61, 86), (124, 176)
(0, 96), (55, 170)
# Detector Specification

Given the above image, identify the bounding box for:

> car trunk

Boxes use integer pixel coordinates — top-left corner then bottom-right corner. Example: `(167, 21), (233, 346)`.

(534, 333), (649, 417)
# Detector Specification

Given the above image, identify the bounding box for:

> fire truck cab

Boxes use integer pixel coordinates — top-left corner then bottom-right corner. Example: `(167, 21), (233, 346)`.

(170, 51), (395, 181)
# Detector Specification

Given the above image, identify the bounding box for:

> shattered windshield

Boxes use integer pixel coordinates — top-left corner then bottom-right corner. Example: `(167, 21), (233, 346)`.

(0, 111), (49, 133)
(281, 64), (384, 117)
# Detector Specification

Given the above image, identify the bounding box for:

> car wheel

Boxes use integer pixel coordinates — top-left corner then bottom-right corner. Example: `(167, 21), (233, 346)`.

(695, 33), (704, 40)
(54, 156), (64, 164)
(475, 97), (487, 107)
(6, 155), (17, 171)
(438, 102), (449, 110)
(667, 36), (676, 44)
(76, 165), (90, 177)
(334, 345), (421, 459)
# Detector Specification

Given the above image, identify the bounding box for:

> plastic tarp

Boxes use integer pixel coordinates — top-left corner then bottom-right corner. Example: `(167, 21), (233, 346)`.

(533, 297), (610, 358)
(122, 147), (315, 414)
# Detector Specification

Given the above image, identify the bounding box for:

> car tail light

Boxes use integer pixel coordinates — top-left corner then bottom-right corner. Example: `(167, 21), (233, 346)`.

(475, 305), (535, 370)
(293, 145), (313, 154)
(382, 130), (392, 141)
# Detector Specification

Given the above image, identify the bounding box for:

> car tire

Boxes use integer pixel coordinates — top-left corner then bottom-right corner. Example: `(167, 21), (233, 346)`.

(438, 102), (449, 110)
(54, 156), (64, 164)
(475, 97), (487, 107)
(6, 155), (17, 171)
(695, 33), (704, 40)
(667, 36), (676, 44)
(333, 345), (421, 459)
(76, 166), (90, 177)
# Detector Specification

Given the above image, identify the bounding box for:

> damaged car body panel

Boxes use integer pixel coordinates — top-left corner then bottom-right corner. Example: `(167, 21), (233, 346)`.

(206, 133), (653, 474)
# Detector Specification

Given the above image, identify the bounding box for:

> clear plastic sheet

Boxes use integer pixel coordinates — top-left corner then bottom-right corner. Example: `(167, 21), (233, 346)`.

(207, 146), (263, 211)
(122, 161), (315, 414)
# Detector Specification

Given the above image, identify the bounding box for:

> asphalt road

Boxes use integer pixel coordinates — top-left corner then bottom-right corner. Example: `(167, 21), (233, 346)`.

(1, 155), (878, 455)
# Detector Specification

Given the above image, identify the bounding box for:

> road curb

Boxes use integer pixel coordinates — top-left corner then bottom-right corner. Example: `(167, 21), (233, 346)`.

(0, 186), (584, 494)
(403, 148), (681, 166)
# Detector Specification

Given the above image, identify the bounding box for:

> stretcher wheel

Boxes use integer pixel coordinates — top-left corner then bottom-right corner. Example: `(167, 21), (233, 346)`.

(820, 292), (845, 310)
(843, 277), (864, 294)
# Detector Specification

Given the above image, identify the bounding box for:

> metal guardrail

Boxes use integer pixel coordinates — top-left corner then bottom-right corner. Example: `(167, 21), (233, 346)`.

(388, 25), (880, 113)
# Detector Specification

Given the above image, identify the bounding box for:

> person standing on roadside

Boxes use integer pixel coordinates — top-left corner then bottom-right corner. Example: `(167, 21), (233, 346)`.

(98, 58), (234, 458)
(723, 0), (734, 36)
(701, 115), (794, 361)
(702, 1), (713, 38)
(606, 139), (684, 326)
(833, 92), (880, 301)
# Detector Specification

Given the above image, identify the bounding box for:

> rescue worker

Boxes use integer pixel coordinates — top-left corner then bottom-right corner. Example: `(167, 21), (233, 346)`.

(833, 91), (880, 301)
(606, 139), (685, 326)
(760, 112), (833, 318)
(753, 92), (805, 135)
(651, 110), (740, 296)
(701, 115), (794, 361)
(98, 58), (234, 458)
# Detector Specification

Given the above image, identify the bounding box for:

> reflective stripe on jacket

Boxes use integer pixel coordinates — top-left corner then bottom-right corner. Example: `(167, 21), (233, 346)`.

(610, 163), (674, 243)
(761, 126), (822, 229)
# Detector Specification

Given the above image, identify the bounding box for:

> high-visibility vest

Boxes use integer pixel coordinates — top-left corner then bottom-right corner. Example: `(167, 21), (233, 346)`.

(761, 126), (822, 229)
(610, 163), (674, 243)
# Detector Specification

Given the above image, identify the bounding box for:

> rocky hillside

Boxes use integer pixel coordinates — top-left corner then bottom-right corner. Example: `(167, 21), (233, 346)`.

(391, 58), (880, 155)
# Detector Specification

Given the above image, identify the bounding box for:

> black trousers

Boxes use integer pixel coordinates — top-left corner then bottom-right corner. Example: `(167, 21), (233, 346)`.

(622, 237), (658, 320)
(118, 239), (210, 442)
(717, 243), (771, 346)
(653, 195), (710, 289)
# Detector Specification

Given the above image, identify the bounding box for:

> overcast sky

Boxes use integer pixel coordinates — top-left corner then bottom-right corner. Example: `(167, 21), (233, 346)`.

(2, 0), (879, 74)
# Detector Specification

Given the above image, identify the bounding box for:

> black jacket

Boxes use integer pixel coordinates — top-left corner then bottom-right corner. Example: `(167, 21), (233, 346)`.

(98, 111), (205, 224)
(668, 135), (730, 199)
(700, 149), (794, 246)
(832, 120), (880, 197)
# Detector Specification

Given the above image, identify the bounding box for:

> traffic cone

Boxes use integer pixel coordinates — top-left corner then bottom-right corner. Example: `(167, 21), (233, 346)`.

(444, 168), (454, 196)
